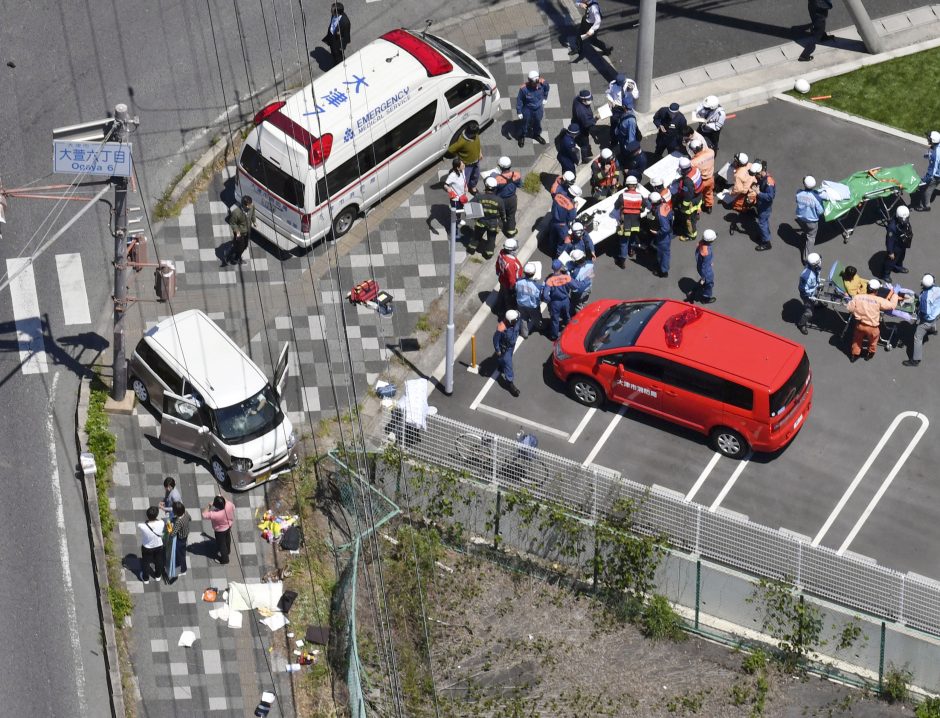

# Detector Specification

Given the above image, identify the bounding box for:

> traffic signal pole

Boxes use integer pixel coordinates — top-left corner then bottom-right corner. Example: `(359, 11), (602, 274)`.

(635, 0), (657, 114)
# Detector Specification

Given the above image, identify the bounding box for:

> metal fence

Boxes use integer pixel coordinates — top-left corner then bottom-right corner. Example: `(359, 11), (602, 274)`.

(381, 409), (940, 638)
(320, 451), (403, 718)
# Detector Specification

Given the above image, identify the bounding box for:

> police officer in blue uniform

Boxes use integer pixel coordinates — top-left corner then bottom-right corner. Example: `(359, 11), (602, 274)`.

(516, 70), (550, 148)
(913, 131), (940, 211)
(558, 123), (582, 175)
(648, 192), (674, 278)
(493, 310), (522, 397)
(567, 248), (595, 314)
(571, 89), (597, 160)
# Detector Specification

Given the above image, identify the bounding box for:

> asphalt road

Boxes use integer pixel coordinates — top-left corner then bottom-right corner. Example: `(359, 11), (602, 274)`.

(599, 0), (929, 78)
(437, 98), (940, 583)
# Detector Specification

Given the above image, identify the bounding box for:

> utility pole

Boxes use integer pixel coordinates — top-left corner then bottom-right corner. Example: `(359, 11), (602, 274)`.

(111, 104), (131, 402)
(635, 0), (657, 114)
(844, 0), (884, 55)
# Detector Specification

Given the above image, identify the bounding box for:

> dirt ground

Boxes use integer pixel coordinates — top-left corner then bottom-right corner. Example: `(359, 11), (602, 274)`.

(408, 549), (912, 718)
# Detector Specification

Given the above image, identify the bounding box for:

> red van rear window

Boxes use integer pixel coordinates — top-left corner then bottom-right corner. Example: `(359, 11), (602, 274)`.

(381, 29), (453, 77)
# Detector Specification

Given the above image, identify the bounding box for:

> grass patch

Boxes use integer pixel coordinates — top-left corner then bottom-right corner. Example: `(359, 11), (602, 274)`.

(791, 47), (940, 137)
(87, 372), (136, 718)
(522, 171), (542, 195)
(454, 274), (471, 295)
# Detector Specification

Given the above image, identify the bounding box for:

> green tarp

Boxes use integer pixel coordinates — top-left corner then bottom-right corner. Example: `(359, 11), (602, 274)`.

(823, 164), (921, 222)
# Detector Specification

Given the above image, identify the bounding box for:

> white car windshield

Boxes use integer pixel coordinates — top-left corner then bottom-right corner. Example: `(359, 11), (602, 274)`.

(214, 385), (282, 443)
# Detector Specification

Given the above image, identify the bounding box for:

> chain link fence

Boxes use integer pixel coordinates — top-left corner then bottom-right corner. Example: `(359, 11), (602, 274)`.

(379, 409), (940, 638)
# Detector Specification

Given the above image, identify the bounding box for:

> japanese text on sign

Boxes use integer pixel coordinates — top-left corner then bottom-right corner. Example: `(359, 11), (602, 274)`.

(53, 141), (132, 177)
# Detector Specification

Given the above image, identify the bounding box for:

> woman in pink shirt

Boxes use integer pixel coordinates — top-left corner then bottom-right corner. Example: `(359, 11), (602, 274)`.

(202, 496), (235, 564)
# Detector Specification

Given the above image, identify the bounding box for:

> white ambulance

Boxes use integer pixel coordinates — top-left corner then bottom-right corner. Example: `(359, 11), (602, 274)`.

(236, 29), (501, 251)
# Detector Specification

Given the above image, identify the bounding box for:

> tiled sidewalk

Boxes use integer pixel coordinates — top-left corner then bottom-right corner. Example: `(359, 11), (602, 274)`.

(115, 3), (612, 715)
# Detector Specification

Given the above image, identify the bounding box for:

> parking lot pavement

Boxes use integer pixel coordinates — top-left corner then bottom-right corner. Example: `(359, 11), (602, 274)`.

(434, 97), (940, 581)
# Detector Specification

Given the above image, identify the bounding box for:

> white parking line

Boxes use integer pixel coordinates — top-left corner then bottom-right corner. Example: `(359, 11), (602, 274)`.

(568, 408), (596, 444)
(7, 258), (49, 374)
(582, 406), (627, 466)
(708, 456), (750, 512)
(475, 404), (571, 439)
(685, 452), (722, 503)
(837, 411), (929, 555)
(55, 253), (91, 325)
(813, 411), (928, 547)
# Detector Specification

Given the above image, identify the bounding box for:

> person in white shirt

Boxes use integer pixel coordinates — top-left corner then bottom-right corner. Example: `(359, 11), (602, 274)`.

(694, 95), (726, 152)
(605, 73), (639, 132)
(138, 507), (165, 584)
(444, 158), (469, 227)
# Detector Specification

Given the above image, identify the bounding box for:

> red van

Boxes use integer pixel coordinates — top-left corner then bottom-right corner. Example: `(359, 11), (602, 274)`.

(552, 299), (812, 458)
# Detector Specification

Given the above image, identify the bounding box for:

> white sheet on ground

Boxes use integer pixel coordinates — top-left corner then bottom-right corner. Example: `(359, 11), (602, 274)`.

(227, 581), (284, 612)
(262, 613), (291, 631)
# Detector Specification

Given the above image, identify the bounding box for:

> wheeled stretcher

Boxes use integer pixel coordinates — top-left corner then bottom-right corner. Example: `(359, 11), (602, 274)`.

(812, 260), (917, 350)
(821, 164), (921, 243)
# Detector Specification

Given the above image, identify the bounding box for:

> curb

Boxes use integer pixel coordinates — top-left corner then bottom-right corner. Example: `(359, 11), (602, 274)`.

(426, 0), (532, 34)
(774, 93), (927, 147)
(75, 375), (127, 718)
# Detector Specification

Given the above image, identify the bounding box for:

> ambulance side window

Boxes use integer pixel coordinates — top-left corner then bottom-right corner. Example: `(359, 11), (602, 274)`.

(445, 79), (485, 109)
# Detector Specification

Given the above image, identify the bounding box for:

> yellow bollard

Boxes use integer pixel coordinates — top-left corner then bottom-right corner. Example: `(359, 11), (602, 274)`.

(470, 335), (477, 369)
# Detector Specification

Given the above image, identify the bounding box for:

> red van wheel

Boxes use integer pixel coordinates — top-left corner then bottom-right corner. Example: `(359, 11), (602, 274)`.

(710, 427), (749, 459)
(568, 376), (605, 408)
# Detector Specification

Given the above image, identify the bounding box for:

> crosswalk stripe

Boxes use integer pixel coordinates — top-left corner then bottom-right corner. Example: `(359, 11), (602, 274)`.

(6, 258), (49, 374)
(55, 253), (91, 325)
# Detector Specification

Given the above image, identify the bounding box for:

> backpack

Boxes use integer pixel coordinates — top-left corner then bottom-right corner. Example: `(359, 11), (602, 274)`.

(280, 525), (302, 551)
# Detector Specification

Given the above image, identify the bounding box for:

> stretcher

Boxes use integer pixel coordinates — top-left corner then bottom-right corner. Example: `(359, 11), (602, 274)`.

(821, 164), (921, 242)
(812, 260), (917, 350)
(574, 183), (650, 246)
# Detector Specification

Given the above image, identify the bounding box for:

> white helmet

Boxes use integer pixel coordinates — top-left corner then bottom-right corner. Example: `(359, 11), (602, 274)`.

(498, 156), (512, 170)
(569, 185), (582, 197)
(503, 238), (518, 252)
(505, 309), (520, 322)
(735, 152), (749, 165)
(570, 248), (586, 261)
(649, 191), (663, 205)
(703, 95), (719, 109)
(930, 131), (940, 145)
(485, 176), (499, 190)
(524, 262), (537, 276)
(527, 70), (540, 81)
(803, 175), (817, 190)
(923, 274), (935, 289)
(678, 157), (692, 170)
(625, 175), (639, 186)
(600, 148), (613, 160)
(562, 170), (576, 183)
(650, 177), (664, 189)
(749, 162), (763, 175)
(689, 139), (704, 152)
(896, 205), (910, 219)
(571, 221), (585, 235)
(806, 252), (821, 267)
(702, 229), (717, 243)
(868, 278), (882, 291)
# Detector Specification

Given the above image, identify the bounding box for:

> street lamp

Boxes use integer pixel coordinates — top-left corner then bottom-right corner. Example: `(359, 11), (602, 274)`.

(444, 200), (483, 395)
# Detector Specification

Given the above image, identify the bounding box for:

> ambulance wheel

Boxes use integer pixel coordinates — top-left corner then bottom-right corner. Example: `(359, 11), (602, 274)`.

(332, 206), (359, 239)
(710, 427), (749, 459)
(568, 376), (605, 408)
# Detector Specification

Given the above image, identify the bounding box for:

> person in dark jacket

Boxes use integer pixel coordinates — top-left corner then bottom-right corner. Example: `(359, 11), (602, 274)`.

(473, 177), (507, 259)
(570, 90), (597, 159)
(620, 140), (648, 180)
(799, 0), (834, 62)
(224, 196), (255, 266)
(323, 2), (351, 68)
(882, 205), (913, 280)
(169, 501), (191, 577)
(558, 123), (582, 175)
(651, 102), (687, 160)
